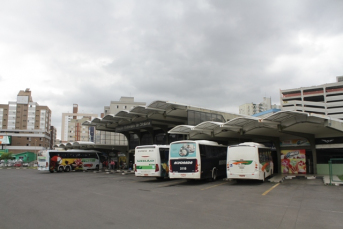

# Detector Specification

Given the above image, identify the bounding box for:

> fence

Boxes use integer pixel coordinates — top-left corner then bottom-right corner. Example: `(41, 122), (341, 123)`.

(328, 158), (343, 185)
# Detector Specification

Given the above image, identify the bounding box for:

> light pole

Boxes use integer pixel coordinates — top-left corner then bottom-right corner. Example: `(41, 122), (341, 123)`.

(35, 139), (37, 162)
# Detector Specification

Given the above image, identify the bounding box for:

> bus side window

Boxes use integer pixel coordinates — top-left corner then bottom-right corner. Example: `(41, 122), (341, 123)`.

(199, 145), (207, 157)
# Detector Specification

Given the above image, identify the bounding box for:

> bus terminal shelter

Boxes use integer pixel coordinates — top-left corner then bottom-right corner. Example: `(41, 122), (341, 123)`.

(80, 100), (343, 175)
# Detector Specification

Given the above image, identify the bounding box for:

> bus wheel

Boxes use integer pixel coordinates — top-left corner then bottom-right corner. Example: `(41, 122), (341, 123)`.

(65, 166), (70, 172)
(211, 168), (217, 181)
(58, 166), (64, 172)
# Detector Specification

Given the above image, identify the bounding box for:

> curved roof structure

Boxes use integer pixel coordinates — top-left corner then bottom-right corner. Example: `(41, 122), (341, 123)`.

(54, 141), (127, 152)
(83, 100), (242, 134)
(168, 111), (343, 141)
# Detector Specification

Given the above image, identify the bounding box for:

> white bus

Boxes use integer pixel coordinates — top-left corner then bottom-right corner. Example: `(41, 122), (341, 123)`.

(135, 145), (170, 179)
(169, 140), (227, 181)
(37, 150), (104, 173)
(226, 142), (274, 181)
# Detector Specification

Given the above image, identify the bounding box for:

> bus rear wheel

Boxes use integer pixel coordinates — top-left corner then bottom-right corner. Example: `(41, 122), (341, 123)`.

(65, 166), (70, 172)
(58, 166), (64, 172)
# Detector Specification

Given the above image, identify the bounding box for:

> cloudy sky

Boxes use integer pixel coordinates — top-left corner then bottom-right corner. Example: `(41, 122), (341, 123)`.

(1, 0), (342, 139)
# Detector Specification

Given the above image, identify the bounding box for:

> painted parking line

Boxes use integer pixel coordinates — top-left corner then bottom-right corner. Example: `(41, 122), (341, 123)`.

(201, 182), (228, 191)
(262, 183), (280, 195)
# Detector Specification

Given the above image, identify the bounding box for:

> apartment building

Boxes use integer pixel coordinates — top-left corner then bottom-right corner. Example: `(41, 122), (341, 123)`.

(61, 104), (98, 143)
(0, 89), (53, 154)
(280, 76), (343, 119)
(239, 97), (280, 116)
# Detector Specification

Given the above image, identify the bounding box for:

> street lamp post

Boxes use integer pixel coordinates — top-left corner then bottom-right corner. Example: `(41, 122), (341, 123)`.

(35, 139), (37, 162)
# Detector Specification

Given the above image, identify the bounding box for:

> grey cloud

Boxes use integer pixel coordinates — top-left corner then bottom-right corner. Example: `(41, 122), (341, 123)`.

(1, 0), (343, 138)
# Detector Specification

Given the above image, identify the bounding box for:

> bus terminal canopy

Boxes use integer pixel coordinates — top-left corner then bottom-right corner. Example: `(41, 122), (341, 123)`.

(82, 100), (242, 134)
(168, 111), (343, 143)
(54, 141), (127, 152)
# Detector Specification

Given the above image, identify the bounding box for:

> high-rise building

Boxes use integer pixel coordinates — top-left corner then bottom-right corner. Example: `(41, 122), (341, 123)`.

(280, 76), (343, 119)
(0, 89), (53, 154)
(239, 97), (280, 116)
(96, 97), (146, 145)
(61, 104), (98, 143)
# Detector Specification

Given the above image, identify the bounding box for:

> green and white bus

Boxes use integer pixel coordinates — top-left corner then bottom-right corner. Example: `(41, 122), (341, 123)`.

(37, 149), (104, 173)
(226, 142), (274, 181)
(135, 145), (170, 179)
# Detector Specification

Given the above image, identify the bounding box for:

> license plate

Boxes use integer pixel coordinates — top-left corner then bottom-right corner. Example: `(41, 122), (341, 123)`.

(144, 174), (148, 176)
(239, 175), (245, 177)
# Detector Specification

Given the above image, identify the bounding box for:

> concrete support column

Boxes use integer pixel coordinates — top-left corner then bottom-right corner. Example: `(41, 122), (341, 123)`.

(145, 128), (155, 145)
(271, 138), (282, 174)
(308, 137), (317, 174)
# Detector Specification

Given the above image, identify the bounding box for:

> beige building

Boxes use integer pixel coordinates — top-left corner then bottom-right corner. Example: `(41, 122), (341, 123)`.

(95, 97), (146, 145)
(0, 89), (53, 154)
(61, 104), (98, 143)
(280, 76), (343, 119)
(239, 97), (280, 116)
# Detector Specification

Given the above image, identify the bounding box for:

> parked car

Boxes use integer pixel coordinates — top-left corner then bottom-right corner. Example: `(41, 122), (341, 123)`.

(14, 161), (22, 167)
(22, 163), (29, 167)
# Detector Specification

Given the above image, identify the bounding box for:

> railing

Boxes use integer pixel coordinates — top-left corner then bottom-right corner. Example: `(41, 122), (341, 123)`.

(328, 158), (343, 185)
(283, 87), (343, 98)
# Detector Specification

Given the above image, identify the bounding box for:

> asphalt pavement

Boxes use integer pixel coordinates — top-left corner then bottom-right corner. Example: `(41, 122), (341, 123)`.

(0, 169), (343, 229)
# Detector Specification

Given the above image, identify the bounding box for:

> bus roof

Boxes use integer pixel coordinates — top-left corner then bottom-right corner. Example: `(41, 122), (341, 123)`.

(46, 149), (101, 153)
(230, 142), (267, 148)
(171, 140), (226, 146)
(135, 145), (170, 149)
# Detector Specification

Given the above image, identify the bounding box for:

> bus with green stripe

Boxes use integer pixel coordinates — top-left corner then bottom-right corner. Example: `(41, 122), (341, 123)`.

(227, 142), (274, 181)
(134, 145), (170, 180)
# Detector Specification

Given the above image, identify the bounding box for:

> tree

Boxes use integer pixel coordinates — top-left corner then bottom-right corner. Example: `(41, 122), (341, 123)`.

(0, 152), (14, 160)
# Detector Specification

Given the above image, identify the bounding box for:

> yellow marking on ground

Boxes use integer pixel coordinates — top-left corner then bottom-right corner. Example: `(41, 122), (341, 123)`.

(201, 182), (227, 190)
(262, 183), (280, 195)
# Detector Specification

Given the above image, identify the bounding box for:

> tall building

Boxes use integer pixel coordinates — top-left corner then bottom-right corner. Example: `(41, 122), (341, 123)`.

(61, 104), (98, 143)
(239, 97), (280, 116)
(95, 97), (146, 145)
(280, 76), (343, 119)
(0, 89), (53, 154)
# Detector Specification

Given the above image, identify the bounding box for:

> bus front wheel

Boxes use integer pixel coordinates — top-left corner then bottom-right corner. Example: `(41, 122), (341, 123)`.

(58, 166), (64, 172)
(65, 166), (70, 172)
